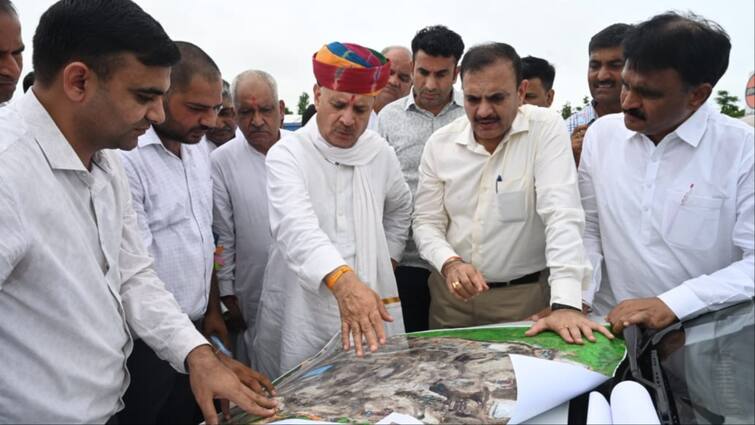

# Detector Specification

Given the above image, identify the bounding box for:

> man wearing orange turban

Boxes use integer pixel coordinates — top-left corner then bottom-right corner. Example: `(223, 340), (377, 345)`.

(253, 42), (413, 379)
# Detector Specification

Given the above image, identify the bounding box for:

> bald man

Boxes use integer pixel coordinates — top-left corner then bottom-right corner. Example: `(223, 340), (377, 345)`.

(373, 46), (413, 114)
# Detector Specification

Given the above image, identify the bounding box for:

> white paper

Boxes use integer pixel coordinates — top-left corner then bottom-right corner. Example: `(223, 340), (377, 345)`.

(587, 391), (612, 424)
(610, 381), (661, 424)
(375, 412), (424, 424)
(509, 354), (610, 424)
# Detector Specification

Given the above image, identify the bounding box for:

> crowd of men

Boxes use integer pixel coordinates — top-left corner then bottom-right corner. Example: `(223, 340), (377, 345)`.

(0, 0), (752, 423)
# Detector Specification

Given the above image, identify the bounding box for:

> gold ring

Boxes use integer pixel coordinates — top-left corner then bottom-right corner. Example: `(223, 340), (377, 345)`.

(451, 281), (461, 290)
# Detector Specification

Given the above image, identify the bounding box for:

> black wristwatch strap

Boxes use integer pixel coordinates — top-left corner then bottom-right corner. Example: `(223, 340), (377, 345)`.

(551, 303), (580, 312)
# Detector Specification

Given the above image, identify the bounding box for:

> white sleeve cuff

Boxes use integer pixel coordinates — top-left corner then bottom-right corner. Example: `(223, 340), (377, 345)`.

(549, 278), (583, 310)
(657, 282), (708, 321)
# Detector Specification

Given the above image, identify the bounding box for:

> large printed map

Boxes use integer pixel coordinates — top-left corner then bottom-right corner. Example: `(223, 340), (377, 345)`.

(223, 325), (626, 424)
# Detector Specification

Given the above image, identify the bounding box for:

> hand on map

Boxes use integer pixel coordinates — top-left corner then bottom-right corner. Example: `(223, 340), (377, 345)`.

(443, 260), (489, 301)
(186, 345), (277, 425)
(606, 297), (678, 334)
(525, 309), (614, 344)
(216, 353), (277, 421)
(330, 270), (393, 356)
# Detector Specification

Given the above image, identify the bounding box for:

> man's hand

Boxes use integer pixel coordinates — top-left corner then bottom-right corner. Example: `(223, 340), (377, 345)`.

(525, 308), (614, 344)
(186, 345), (276, 425)
(606, 297), (678, 334)
(221, 295), (247, 333)
(203, 306), (231, 349)
(571, 124), (588, 164)
(443, 259), (488, 301)
(216, 353), (276, 421)
(329, 270), (393, 357)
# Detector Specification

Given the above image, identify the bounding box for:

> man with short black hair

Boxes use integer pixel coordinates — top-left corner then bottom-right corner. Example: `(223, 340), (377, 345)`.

(118, 41), (269, 423)
(0, 0), (275, 423)
(521, 55), (555, 108)
(205, 79), (236, 151)
(413, 42), (612, 344)
(566, 23), (632, 164)
(579, 12), (754, 334)
(0, 0), (23, 104)
(376, 26), (465, 332)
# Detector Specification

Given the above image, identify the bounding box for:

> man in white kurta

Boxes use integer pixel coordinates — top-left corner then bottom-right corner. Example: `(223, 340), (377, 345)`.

(212, 70), (291, 364)
(253, 42), (412, 379)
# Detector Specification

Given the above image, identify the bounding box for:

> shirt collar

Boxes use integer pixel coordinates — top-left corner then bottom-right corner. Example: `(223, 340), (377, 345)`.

(626, 103), (710, 148)
(455, 106), (530, 152)
(671, 104), (710, 148)
(405, 88), (462, 114)
(17, 91), (88, 172)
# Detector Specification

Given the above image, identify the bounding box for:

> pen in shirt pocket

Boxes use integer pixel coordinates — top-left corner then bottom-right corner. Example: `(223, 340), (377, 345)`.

(495, 175), (502, 193)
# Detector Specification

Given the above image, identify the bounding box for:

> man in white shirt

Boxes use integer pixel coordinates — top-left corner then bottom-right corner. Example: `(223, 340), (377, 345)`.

(565, 23), (632, 165)
(413, 42), (612, 344)
(253, 42), (412, 379)
(0, 0), (23, 105)
(118, 41), (249, 423)
(212, 69), (290, 364)
(0, 0), (275, 423)
(579, 12), (754, 334)
(377, 25), (466, 332)
(205, 79), (237, 152)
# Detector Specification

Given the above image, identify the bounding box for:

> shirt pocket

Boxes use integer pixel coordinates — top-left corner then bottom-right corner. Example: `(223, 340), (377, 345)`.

(662, 188), (724, 250)
(495, 189), (527, 223)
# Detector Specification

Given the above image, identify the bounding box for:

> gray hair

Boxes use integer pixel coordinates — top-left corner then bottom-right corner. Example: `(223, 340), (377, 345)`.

(221, 79), (231, 101)
(231, 70), (279, 106)
(381, 45), (411, 58)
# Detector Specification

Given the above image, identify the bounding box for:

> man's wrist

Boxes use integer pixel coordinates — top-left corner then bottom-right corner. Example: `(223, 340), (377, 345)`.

(325, 265), (353, 290)
(184, 343), (214, 372)
(441, 256), (463, 277)
(551, 303), (581, 312)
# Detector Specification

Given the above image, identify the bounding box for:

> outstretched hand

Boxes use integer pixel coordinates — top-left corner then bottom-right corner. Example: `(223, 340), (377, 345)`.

(525, 309), (614, 344)
(186, 345), (277, 425)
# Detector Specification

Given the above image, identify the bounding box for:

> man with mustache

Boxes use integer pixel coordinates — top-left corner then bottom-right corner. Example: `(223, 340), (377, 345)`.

(118, 41), (242, 423)
(413, 43), (613, 344)
(0, 1), (275, 423)
(0, 0), (23, 105)
(377, 25), (465, 332)
(372, 46), (413, 114)
(253, 42), (412, 379)
(565, 23), (632, 165)
(579, 12), (754, 334)
(212, 69), (291, 365)
(205, 80), (237, 151)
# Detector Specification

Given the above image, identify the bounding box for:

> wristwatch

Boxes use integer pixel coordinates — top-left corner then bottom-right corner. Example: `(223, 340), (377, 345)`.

(551, 303), (581, 312)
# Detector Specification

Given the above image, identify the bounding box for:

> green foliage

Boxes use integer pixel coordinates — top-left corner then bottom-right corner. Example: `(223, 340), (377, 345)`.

(560, 96), (591, 119)
(412, 326), (626, 377)
(297, 92), (311, 116)
(715, 90), (746, 118)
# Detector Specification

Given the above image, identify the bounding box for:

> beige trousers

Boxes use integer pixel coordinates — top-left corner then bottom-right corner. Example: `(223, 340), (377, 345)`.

(428, 270), (550, 329)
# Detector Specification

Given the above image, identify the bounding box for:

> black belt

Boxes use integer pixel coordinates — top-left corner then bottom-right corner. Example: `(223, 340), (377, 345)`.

(488, 271), (541, 289)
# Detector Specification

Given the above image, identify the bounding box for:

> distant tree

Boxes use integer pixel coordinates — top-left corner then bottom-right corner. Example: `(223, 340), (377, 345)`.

(560, 96), (590, 119)
(284, 106), (292, 115)
(297, 92), (311, 116)
(715, 90), (745, 118)
(560, 102), (573, 119)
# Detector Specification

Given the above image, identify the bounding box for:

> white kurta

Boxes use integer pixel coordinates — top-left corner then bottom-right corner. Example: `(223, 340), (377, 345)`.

(211, 128), (291, 359)
(253, 120), (412, 379)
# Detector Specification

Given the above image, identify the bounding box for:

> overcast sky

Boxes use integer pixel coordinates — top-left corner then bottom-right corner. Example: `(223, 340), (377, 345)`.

(12, 0), (755, 114)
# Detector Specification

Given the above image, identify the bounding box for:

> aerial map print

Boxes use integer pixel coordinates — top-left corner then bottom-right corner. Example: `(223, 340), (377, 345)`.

(223, 325), (626, 424)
